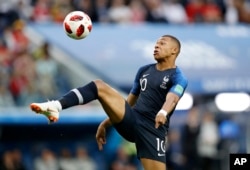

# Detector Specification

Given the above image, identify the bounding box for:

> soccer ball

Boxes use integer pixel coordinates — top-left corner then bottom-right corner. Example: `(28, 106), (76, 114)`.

(63, 11), (92, 40)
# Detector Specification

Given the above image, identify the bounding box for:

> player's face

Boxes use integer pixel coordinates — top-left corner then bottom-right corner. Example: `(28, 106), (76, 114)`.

(153, 37), (175, 61)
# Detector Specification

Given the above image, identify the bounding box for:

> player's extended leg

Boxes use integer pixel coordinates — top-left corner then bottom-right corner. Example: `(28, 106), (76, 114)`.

(141, 158), (166, 170)
(30, 79), (126, 124)
(93, 79), (126, 123)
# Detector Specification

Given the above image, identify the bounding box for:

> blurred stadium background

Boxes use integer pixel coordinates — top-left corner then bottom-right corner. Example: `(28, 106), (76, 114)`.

(0, 0), (250, 170)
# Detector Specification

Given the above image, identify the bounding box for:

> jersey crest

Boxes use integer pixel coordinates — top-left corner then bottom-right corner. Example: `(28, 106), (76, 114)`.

(160, 76), (170, 89)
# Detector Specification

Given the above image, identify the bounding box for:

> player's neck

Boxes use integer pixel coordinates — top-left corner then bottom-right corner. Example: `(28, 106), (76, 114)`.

(156, 62), (176, 71)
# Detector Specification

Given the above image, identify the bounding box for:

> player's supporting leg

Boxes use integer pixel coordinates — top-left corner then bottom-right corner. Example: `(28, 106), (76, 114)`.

(30, 79), (126, 124)
(141, 158), (166, 170)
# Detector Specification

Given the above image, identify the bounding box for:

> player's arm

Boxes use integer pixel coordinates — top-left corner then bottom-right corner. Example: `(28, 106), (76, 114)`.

(96, 117), (112, 150)
(127, 65), (147, 106)
(161, 92), (180, 117)
(127, 93), (138, 107)
(155, 73), (188, 128)
(155, 92), (180, 128)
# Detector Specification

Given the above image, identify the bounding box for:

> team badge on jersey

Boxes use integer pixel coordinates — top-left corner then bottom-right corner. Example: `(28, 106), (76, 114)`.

(160, 76), (169, 89)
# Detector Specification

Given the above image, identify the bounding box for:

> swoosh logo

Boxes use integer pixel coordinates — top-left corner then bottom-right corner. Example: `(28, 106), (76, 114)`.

(158, 153), (165, 157)
(143, 74), (149, 77)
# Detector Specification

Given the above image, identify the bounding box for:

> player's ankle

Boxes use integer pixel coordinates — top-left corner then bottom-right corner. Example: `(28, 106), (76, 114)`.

(53, 100), (62, 111)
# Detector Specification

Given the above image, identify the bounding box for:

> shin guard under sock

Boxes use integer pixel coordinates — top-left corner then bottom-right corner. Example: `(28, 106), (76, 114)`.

(59, 81), (98, 109)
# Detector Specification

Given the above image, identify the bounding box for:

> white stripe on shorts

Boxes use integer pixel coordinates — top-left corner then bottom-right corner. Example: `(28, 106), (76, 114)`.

(72, 88), (84, 104)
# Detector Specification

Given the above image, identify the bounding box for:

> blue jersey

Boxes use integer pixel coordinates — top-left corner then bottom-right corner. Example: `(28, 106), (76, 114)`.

(114, 64), (188, 163)
(130, 64), (188, 121)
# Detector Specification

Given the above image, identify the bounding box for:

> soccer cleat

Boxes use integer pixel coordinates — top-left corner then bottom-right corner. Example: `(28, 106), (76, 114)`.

(30, 101), (60, 124)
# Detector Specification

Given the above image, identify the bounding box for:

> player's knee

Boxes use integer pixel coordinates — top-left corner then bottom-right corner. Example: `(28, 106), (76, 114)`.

(93, 79), (108, 93)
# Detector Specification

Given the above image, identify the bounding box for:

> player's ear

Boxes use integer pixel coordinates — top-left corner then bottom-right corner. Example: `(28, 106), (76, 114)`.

(171, 47), (178, 55)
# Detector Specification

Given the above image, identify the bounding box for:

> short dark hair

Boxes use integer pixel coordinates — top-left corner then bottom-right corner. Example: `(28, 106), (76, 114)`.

(162, 35), (181, 54)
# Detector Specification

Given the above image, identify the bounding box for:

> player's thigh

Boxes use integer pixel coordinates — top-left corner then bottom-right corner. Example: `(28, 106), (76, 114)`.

(94, 79), (126, 123)
(141, 158), (166, 170)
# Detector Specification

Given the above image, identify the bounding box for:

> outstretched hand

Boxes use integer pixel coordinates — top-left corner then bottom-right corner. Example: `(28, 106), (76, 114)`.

(95, 124), (107, 151)
(155, 112), (168, 129)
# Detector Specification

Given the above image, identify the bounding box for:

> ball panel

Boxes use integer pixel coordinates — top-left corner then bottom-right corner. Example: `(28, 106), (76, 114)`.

(87, 25), (92, 32)
(76, 24), (84, 37)
(70, 15), (83, 21)
(64, 22), (72, 34)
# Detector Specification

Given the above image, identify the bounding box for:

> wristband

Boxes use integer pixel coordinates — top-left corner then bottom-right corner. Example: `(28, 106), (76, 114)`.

(159, 109), (168, 117)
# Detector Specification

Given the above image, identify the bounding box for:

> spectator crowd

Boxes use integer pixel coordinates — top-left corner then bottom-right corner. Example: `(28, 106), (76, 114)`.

(1, 0), (250, 25)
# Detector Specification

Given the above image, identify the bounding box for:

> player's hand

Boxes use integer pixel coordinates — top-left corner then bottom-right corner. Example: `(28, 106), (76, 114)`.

(95, 124), (107, 151)
(155, 112), (167, 128)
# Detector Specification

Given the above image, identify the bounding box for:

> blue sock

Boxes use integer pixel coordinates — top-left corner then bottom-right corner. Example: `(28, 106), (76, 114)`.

(59, 81), (98, 109)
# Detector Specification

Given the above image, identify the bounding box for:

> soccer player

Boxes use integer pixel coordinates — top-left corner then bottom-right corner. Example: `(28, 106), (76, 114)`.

(30, 35), (188, 170)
